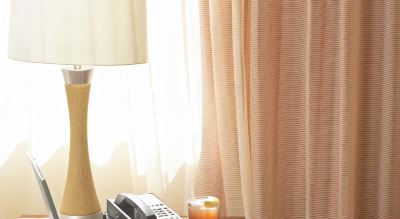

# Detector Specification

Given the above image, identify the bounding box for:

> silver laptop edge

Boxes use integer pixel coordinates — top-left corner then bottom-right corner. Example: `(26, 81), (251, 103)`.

(28, 153), (60, 219)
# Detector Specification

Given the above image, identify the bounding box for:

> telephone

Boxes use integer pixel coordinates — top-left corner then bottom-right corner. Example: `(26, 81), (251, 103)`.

(107, 193), (181, 219)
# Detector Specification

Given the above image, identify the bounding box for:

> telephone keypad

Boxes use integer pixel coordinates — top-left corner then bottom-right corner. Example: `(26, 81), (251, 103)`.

(149, 204), (179, 219)
(137, 193), (181, 219)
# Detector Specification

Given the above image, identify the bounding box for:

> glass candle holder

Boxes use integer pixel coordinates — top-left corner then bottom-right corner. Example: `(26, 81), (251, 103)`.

(188, 196), (220, 219)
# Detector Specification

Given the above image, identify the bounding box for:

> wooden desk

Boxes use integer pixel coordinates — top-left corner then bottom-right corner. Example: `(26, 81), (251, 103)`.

(19, 216), (48, 219)
(20, 216), (242, 219)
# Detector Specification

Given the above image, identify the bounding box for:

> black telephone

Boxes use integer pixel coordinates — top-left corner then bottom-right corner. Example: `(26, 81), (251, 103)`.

(107, 193), (181, 219)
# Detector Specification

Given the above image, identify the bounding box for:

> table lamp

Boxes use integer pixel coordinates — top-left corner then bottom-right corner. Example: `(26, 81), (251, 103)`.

(7, 0), (147, 219)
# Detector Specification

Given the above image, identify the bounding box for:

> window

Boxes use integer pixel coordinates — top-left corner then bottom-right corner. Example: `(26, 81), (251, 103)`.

(0, 0), (201, 217)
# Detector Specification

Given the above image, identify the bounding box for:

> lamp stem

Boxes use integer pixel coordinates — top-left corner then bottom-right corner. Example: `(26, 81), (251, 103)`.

(60, 67), (102, 219)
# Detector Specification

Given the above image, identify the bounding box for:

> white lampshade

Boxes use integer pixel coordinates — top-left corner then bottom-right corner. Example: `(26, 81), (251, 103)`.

(8, 0), (147, 66)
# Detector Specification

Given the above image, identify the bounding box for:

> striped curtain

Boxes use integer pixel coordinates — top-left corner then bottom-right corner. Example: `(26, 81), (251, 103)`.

(195, 1), (400, 218)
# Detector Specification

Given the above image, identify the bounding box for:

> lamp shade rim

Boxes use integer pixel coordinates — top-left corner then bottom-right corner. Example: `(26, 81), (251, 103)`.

(7, 55), (148, 66)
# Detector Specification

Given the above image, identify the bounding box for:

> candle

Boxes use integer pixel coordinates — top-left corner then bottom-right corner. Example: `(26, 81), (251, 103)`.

(188, 196), (220, 219)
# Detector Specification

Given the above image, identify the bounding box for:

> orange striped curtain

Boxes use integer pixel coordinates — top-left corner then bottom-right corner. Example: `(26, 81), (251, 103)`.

(194, 1), (400, 218)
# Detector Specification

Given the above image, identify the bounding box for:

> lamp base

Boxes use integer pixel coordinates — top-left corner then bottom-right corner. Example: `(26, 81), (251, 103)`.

(60, 211), (104, 219)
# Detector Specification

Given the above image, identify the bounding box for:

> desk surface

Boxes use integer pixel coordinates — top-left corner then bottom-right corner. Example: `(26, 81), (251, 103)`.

(20, 215), (242, 219)
(20, 216), (48, 218)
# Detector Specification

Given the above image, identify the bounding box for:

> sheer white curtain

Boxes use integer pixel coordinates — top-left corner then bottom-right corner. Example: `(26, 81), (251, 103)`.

(0, 0), (201, 218)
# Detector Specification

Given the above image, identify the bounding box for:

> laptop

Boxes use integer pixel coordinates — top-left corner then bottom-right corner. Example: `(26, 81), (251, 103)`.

(28, 154), (59, 219)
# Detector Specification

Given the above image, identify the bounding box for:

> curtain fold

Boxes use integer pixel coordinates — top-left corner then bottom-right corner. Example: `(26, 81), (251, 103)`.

(195, 1), (400, 218)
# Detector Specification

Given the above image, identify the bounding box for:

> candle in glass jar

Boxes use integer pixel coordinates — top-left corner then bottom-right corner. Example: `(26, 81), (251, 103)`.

(188, 196), (220, 219)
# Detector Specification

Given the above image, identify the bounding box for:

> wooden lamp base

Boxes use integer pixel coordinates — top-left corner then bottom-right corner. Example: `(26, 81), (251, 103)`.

(60, 67), (103, 219)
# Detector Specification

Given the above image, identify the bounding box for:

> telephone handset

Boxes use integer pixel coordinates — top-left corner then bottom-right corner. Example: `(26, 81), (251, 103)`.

(107, 193), (181, 219)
